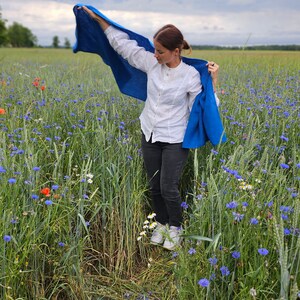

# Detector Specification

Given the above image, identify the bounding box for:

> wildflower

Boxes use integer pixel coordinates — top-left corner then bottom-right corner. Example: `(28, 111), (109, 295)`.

(8, 178), (17, 184)
(188, 248), (196, 255)
(258, 248), (269, 256)
(232, 212), (244, 222)
(220, 266), (230, 276)
(58, 242), (65, 247)
(198, 278), (210, 287)
(296, 163), (300, 169)
(149, 222), (157, 229)
(211, 149), (218, 155)
(284, 228), (290, 235)
(31, 194), (39, 200)
(231, 251), (241, 259)
(40, 187), (51, 196)
(45, 200), (53, 206)
(41, 85), (46, 91)
(50, 185), (58, 191)
(181, 202), (188, 209)
(137, 236), (143, 241)
(172, 252), (179, 258)
(208, 257), (218, 266)
(280, 135), (288, 142)
(32, 166), (40, 171)
(226, 201), (238, 209)
(280, 163), (289, 169)
(250, 218), (259, 225)
(0, 166), (6, 173)
(0, 108), (6, 114)
(147, 213), (156, 220)
(249, 288), (257, 297)
(3, 235), (12, 242)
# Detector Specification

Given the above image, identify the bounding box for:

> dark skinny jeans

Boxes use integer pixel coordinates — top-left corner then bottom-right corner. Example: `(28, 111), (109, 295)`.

(141, 134), (189, 227)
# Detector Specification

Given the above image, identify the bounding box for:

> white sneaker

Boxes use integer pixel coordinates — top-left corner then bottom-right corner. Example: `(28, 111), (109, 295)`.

(150, 222), (167, 245)
(163, 226), (183, 250)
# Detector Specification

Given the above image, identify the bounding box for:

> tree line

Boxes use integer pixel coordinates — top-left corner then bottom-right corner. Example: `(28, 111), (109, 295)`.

(0, 7), (71, 48)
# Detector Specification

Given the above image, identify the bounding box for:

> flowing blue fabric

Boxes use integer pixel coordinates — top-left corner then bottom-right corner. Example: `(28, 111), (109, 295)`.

(73, 4), (227, 148)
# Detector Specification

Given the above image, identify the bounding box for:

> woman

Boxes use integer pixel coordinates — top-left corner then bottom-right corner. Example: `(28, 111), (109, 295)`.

(79, 6), (220, 250)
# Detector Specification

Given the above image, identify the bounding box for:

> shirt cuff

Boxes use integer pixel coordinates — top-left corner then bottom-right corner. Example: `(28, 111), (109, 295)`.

(104, 25), (113, 35)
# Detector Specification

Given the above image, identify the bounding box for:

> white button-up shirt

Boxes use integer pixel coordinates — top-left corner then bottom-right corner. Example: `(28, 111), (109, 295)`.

(105, 26), (216, 144)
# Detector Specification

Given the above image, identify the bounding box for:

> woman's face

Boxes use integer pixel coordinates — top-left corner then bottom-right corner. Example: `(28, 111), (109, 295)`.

(153, 39), (180, 68)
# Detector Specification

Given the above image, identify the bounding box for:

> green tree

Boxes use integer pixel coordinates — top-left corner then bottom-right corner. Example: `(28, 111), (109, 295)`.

(64, 37), (71, 49)
(7, 22), (37, 47)
(52, 35), (60, 48)
(0, 7), (8, 46)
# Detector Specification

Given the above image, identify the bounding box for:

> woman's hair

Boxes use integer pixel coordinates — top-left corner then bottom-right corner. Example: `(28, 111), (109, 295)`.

(153, 24), (191, 53)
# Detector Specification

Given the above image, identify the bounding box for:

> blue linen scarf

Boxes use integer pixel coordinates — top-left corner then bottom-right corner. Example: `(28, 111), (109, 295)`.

(73, 4), (227, 148)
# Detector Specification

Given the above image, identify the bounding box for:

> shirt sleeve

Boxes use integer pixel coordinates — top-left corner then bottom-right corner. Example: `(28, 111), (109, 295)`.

(104, 26), (155, 73)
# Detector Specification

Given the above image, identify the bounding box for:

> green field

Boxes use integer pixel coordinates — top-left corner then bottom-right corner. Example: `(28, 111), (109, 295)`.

(0, 48), (300, 299)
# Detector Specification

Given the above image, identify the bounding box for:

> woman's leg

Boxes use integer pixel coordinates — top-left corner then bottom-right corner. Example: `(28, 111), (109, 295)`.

(141, 134), (169, 225)
(160, 142), (189, 227)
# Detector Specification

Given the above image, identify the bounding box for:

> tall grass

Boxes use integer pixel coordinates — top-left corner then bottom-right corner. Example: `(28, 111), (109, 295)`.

(0, 48), (299, 299)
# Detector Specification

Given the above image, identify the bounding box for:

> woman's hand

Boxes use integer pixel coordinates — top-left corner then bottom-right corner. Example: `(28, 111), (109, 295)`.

(206, 61), (219, 92)
(77, 6), (110, 31)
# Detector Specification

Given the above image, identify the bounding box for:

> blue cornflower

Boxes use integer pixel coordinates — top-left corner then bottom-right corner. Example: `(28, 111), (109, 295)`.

(45, 200), (53, 206)
(198, 278), (210, 287)
(188, 248), (196, 255)
(58, 242), (65, 247)
(211, 149), (218, 155)
(196, 194), (203, 200)
(232, 212), (244, 222)
(280, 206), (293, 213)
(4, 235), (12, 242)
(181, 202), (188, 209)
(33, 166), (40, 171)
(281, 214), (288, 220)
(208, 257), (218, 266)
(231, 251), (241, 259)
(284, 228), (291, 235)
(258, 248), (269, 256)
(8, 178), (16, 184)
(226, 201), (238, 209)
(250, 218), (259, 225)
(0, 166), (6, 173)
(52, 185), (59, 190)
(220, 266), (230, 276)
(172, 252), (179, 259)
(31, 194), (39, 200)
(280, 135), (288, 142)
(296, 163), (300, 169)
(280, 163), (289, 169)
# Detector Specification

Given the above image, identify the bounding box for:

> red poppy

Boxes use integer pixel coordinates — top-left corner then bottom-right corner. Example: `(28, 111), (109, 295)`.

(32, 80), (39, 87)
(40, 187), (51, 196)
(0, 108), (5, 114)
(41, 85), (46, 91)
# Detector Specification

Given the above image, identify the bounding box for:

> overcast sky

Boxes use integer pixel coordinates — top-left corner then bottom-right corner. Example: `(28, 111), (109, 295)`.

(1, 0), (300, 46)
